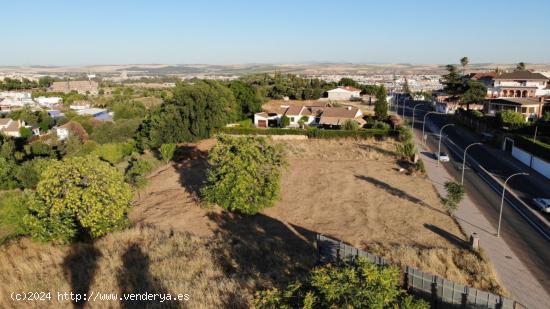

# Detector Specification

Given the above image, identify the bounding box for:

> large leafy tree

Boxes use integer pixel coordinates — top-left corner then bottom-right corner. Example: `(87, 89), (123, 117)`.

(255, 258), (428, 309)
(441, 65), (464, 102)
(228, 80), (263, 119)
(138, 80), (238, 148)
(460, 56), (469, 75)
(24, 156), (132, 243)
(497, 110), (525, 129)
(374, 85), (388, 120)
(515, 62), (526, 71)
(460, 80), (487, 110)
(201, 136), (286, 215)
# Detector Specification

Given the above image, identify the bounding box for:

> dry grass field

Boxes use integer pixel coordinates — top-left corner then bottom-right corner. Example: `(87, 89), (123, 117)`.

(0, 137), (505, 308)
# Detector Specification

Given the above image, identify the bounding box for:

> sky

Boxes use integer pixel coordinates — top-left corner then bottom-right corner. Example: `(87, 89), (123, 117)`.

(1, 0), (549, 66)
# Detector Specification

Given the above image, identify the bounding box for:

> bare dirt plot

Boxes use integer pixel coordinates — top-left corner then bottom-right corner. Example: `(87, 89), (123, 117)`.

(131, 137), (505, 295)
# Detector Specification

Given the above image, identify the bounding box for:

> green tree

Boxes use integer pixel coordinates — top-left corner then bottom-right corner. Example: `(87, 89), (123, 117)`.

(38, 76), (54, 88)
(24, 156), (132, 243)
(255, 258), (428, 309)
(112, 101), (146, 120)
(374, 85), (388, 120)
(280, 115), (290, 128)
(338, 77), (360, 88)
(94, 143), (125, 164)
(403, 77), (411, 94)
(201, 136), (286, 215)
(0, 157), (20, 189)
(441, 65), (464, 102)
(442, 181), (465, 211)
(461, 80), (487, 110)
(15, 158), (53, 189)
(460, 56), (469, 75)
(342, 119), (359, 130)
(0, 139), (16, 160)
(137, 80), (239, 148)
(160, 143), (176, 162)
(125, 156), (153, 189)
(229, 80), (263, 119)
(497, 110), (525, 128)
(0, 191), (30, 244)
(19, 127), (33, 139)
(516, 62), (526, 71)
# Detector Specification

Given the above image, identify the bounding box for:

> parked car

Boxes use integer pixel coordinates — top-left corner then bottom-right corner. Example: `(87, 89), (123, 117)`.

(532, 198), (550, 213)
(435, 152), (450, 162)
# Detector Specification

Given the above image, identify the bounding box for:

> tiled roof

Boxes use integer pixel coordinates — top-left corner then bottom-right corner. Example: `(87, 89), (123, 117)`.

(494, 71), (548, 80)
(320, 106), (359, 118)
(489, 98), (541, 106)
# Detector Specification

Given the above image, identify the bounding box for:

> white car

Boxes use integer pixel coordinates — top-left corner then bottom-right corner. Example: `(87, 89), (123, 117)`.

(435, 152), (450, 162)
(532, 198), (550, 213)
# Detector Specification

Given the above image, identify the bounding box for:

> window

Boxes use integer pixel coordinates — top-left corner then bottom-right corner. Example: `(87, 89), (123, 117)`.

(521, 107), (527, 113)
(528, 107), (535, 113)
(290, 117), (295, 122)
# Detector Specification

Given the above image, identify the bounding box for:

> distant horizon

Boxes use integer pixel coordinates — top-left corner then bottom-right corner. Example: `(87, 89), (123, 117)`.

(1, 1), (549, 66)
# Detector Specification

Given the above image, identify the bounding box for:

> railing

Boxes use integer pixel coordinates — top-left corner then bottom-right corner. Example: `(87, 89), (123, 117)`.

(315, 234), (524, 309)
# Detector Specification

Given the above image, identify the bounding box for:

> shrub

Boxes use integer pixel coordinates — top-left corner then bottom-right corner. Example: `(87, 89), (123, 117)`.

(255, 258), (428, 309)
(94, 143), (125, 164)
(443, 181), (465, 211)
(342, 119), (359, 130)
(201, 136), (286, 215)
(23, 156), (132, 243)
(160, 143), (176, 162)
(29, 141), (54, 157)
(280, 115), (290, 128)
(219, 127), (306, 136)
(238, 118), (253, 128)
(125, 155), (153, 188)
(19, 127), (33, 139)
(0, 191), (29, 244)
(395, 141), (417, 161)
(373, 120), (391, 130)
(0, 157), (20, 189)
(514, 135), (550, 162)
(415, 159), (426, 174)
(15, 158), (53, 189)
(398, 125), (413, 142)
(496, 110), (525, 129)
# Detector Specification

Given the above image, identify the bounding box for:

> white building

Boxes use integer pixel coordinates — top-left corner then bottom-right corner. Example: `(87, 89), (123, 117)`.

(254, 104), (364, 128)
(36, 96), (62, 107)
(489, 71), (550, 98)
(327, 86), (361, 101)
(0, 118), (25, 137)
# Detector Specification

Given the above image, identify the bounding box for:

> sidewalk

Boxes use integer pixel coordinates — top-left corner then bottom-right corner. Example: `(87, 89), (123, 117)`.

(414, 136), (549, 309)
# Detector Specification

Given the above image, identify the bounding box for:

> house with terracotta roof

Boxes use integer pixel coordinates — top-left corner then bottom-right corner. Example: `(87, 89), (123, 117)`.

(0, 118), (25, 137)
(488, 71), (550, 98)
(327, 86), (361, 101)
(484, 97), (546, 121)
(254, 104), (363, 128)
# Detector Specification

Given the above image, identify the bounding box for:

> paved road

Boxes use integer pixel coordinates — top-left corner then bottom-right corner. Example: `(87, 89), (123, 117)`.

(394, 99), (550, 299)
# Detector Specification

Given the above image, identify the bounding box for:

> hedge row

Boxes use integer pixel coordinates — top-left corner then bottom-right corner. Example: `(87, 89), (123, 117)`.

(218, 127), (398, 139)
(515, 135), (550, 162)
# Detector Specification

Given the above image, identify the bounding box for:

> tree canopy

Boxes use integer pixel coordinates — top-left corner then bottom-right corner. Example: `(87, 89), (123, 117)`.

(24, 156), (132, 243)
(374, 85), (388, 120)
(137, 80), (239, 148)
(228, 80), (264, 118)
(255, 258), (428, 309)
(201, 136), (286, 215)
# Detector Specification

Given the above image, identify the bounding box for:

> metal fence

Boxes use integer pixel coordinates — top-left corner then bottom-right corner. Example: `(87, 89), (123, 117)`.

(315, 234), (525, 309)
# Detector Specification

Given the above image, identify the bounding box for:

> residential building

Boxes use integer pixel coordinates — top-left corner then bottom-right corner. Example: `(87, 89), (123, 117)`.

(36, 96), (62, 107)
(254, 104), (363, 128)
(51, 80), (99, 95)
(327, 86), (361, 101)
(0, 118), (25, 137)
(0, 91), (36, 112)
(484, 97), (545, 121)
(488, 71), (550, 98)
(54, 120), (89, 141)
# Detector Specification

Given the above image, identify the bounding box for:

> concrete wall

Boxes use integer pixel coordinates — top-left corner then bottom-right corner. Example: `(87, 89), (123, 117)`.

(512, 145), (550, 180)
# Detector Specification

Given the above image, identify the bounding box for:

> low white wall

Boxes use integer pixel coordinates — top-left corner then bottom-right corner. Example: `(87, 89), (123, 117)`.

(511, 146), (531, 166)
(532, 156), (550, 179)
(512, 145), (550, 180)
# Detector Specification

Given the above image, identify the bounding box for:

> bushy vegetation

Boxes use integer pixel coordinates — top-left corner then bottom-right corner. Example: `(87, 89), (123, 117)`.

(0, 191), (29, 244)
(241, 73), (335, 100)
(374, 85), (388, 120)
(496, 110), (525, 129)
(442, 181), (465, 211)
(24, 156), (132, 243)
(137, 80), (239, 147)
(342, 119), (359, 130)
(160, 143), (176, 162)
(201, 136), (286, 215)
(255, 258), (428, 309)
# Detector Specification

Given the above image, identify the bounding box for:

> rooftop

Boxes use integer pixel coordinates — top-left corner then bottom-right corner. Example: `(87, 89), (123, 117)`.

(494, 71), (548, 80)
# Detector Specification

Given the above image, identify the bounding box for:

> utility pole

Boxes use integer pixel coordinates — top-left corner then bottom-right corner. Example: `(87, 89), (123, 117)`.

(437, 124), (455, 166)
(461, 142), (482, 184)
(497, 172), (529, 237)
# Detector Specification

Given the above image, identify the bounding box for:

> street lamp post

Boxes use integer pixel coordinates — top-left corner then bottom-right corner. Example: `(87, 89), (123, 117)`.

(402, 98), (407, 119)
(497, 172), (529, 237)
(461, 142), (482, 184)
(437, 124), (454, 166)
(411, 103), (423, 131)
(422, 111), (445, 146)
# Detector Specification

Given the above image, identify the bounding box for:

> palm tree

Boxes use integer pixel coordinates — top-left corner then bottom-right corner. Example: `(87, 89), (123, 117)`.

(516, 62), (526, 71)
(460, 57), (469, 75)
